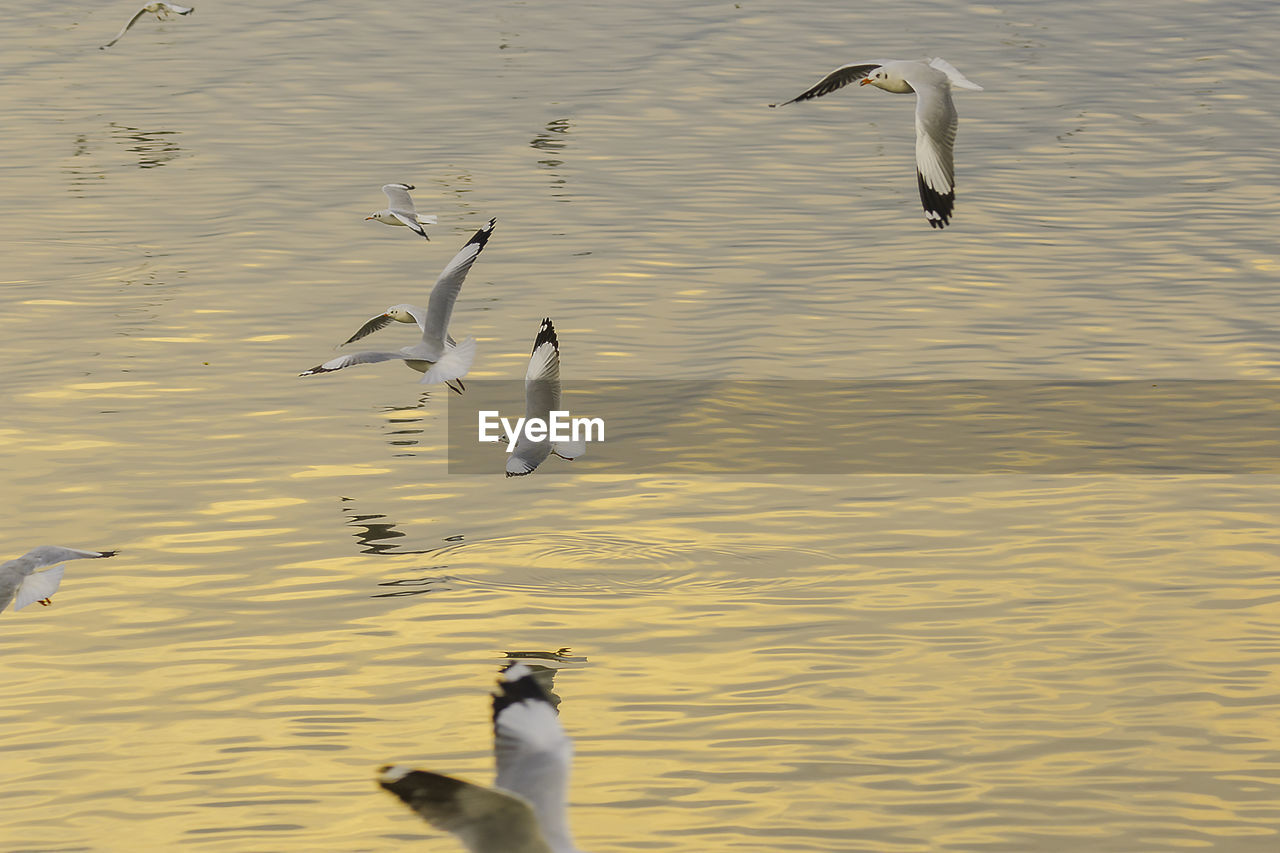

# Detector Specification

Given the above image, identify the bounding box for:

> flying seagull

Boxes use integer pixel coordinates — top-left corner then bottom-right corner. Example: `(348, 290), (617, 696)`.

(506, 318), (587, 477)
(1, 547), (118, 613)
(366, 183), (438, 240)
(101, 3), (194, 50)
(300, 218), (496, 393)
(772, 57), (982, 228)
(378, 662), (583, 853)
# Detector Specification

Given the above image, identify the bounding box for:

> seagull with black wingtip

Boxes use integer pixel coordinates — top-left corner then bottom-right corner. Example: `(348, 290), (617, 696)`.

(300, 219), (496, 394)
(378, 663), (585, 853)
(773, 57), (983, 228)
(1, 546), (118, 614)
(366, 183), (437, 240)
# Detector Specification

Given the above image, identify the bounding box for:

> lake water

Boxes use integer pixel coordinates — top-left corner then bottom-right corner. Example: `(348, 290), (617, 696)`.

(3, 0), (1280, 850)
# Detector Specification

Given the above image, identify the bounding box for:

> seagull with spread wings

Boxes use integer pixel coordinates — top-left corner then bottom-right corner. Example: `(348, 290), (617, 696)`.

(101, 3), (193, 50)
(365, 183), (438, 240)
(300, 219), (495, 393)
(506, 319), (587, 478)
(378, 663), (584, 853)
(1, 547), (118, 614)
(772, 57), (982, 228)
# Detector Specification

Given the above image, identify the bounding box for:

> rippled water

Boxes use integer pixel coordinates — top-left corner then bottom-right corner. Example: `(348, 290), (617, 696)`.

(3, 0), (1280, 850)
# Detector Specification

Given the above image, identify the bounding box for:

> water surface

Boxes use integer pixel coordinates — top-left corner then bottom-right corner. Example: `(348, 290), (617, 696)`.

(3, 0), (1280, 850)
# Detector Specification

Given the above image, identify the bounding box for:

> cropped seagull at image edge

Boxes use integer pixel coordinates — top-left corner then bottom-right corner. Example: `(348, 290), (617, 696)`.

(366, 183), (437, 240)
(1, 547), (118, 613)
(378, 662), (584, 853)
(100, 3), (194, 50)
(299, 219), (496, 393)
(772, 57), (982, 228)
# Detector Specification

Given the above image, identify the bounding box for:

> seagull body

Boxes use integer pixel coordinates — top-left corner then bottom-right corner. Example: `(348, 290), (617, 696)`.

(773, 57), (982, 228)
(1, 547), (118, 613)
(378, 663), (583, 853)
(366, 183), (437, 240)
(300, 219), (495, 392)
(101, 3), (193, 49)
(506, 319), (587, 477)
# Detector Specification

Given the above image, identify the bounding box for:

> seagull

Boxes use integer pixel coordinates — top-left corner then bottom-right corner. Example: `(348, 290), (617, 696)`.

(378, 662), (583, 853)
(1, 547), (118, 614)
(366, 183), (438, 241)
(100, 3), (194, 50)
(506, 318), (587, 477)
(772, 57), (982, 228)
(300, 218), (495, 393)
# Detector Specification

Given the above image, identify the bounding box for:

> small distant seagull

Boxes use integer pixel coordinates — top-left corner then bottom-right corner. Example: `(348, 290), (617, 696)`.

(300, 218), (496, 393)
(771, 57), (982, 228)
(366, 183), (438, 241)
(506, 318), (586, 477)
(100, 3), (194, 50)
(1, 547), (118, 614)
(378, 663), (583, 853)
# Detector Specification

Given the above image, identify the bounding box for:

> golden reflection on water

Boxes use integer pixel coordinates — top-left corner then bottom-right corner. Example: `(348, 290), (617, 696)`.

(4, 0), (1280, 850)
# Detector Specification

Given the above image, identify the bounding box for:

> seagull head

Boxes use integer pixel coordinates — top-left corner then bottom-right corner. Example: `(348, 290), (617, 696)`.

(366, 211), (391, 223)
(385, 305), (418, 324)
(861, 67), (913, 94)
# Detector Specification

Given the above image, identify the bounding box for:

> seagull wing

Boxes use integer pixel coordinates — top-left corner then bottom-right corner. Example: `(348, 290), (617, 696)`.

(391, 211), (430, 239)
(13, 566), (65, 611)
(771, 61), (886, 106)
(928, 57), (983, 91)
(902, 68), (958, 228)
(2, 547), (117, 574)
(506, 320), (561, 477)
(342, 313), (395, 346)
(378, 767), (553, 853)
(299, 350), (408, 376)
(381, 183), (418, 215)
(491, 664), (577, 852)
(421, 219), (496, 358)
(101, 7), (151, 48)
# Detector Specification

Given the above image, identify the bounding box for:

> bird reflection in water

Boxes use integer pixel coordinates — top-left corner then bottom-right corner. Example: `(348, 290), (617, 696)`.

(110, 123), (183, 169)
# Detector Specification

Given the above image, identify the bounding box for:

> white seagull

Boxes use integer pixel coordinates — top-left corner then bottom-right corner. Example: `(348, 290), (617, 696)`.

(366, 183), (438, 241)
(100, 3), (194, 50)
(506, 318), (587, 477)
(772, 57), (982, 228)
(1, 547), (118, 614)
(378, 663), (583, 853)
(300, 219), (495, 393)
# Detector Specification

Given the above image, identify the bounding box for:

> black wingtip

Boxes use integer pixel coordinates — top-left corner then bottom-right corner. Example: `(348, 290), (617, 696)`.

(466, 218), (497, 252)
(97, 550), (120, 558)
(916, 172), (954, 229)
(492, 663), (555, 723)
(530, 317), (557, 355)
